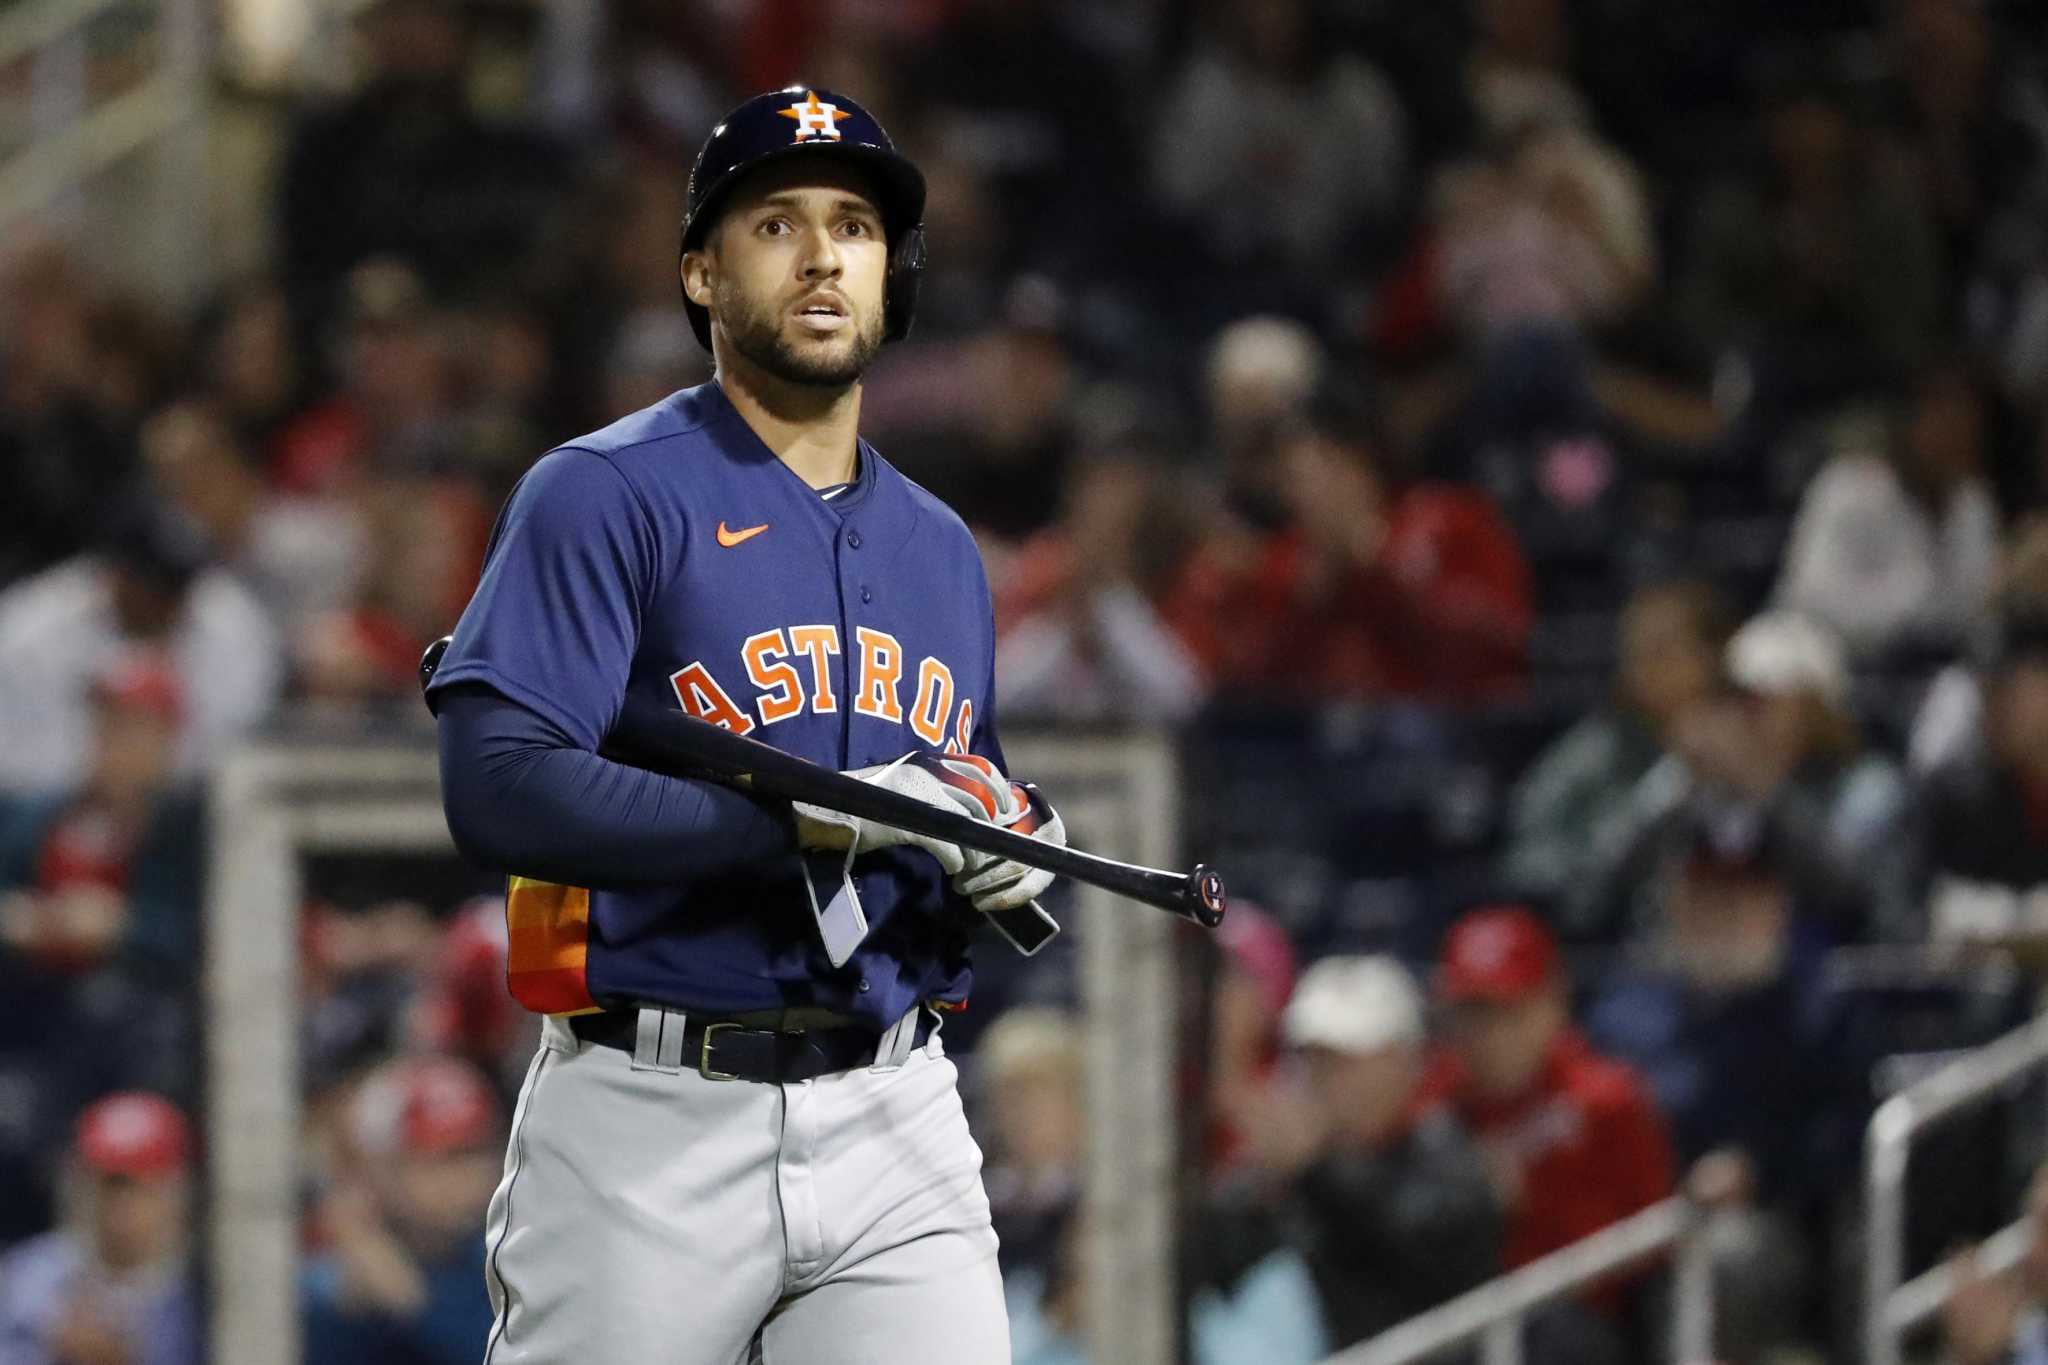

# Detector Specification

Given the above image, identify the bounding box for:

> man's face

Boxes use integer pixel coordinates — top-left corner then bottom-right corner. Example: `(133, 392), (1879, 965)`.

(685, 162), (890, 388)
(989, 1060), (1082, 1173)
(1618, 592), (1715, 729)
(90, 1172), (186, 1270)
(1446, 988), (1565, 1100)
(390, 1146), (500, 1251)
(1992, 660), (2048, 781)
(1301, 1042), (1419, 1148)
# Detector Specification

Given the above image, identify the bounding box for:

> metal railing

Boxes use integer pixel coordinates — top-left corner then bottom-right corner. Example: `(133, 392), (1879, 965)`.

(1865, 1011), (2048, 1365)
(1321, 1196), (1716, 1365)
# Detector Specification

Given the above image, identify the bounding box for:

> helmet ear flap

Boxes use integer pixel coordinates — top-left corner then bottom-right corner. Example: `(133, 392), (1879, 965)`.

(884, 225), (926, 343)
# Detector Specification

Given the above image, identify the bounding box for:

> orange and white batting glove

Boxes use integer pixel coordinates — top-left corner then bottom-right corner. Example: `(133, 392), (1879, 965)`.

(901, 753), (1065, 913)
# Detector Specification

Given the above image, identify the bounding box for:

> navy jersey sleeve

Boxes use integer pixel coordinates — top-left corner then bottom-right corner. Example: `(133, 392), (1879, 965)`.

(436, 685), (793, 888)
(429, 447), (795, 886)
(426, 447), (651, 749)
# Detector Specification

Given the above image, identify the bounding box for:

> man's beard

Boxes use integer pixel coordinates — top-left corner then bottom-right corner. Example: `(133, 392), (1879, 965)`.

(715, 280), (883, 388)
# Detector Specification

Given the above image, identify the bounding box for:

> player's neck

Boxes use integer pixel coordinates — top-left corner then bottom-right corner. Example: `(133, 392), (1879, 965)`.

(716, 362), (863, 491)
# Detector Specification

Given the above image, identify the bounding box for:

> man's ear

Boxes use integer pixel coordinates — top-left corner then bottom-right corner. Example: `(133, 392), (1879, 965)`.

(680, 249), (713, 309)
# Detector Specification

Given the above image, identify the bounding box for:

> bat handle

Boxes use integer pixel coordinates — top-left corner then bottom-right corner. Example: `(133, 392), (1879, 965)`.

(1182, 864), (1227, 928)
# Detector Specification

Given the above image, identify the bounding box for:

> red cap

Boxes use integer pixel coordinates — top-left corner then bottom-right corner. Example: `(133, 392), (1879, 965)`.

(1437, 907), (1559, 1004)
(76, 1092), (192, 1179)
(92, 652), (183, 724)
(354, 1055), (499, 1158)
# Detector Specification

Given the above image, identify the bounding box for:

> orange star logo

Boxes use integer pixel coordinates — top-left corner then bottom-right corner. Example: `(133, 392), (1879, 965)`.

(778, 91), (851, 142)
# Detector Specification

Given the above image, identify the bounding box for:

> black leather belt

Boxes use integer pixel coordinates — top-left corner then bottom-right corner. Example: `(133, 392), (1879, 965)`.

(569, 1009), (932, 1083)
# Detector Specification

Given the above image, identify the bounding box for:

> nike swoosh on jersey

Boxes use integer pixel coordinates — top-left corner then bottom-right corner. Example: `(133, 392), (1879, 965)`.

(716, 521), (769, 547)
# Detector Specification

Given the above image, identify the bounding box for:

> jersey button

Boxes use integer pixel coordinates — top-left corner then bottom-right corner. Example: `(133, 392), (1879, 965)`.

(860, 586), (873, 604)
(846, 530), (862, 549)
(857, 978), (871, 992)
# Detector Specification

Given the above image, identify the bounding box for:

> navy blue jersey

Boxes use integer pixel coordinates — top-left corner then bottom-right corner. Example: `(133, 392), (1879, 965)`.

(428, 382), (1005, 1029)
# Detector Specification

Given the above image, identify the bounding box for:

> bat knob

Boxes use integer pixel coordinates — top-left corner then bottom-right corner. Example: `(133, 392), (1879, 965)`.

(1186, 864), (1227, 928)
(419, 635), (453, 705)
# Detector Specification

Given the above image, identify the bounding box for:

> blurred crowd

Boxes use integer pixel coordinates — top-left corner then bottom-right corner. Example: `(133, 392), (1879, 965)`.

(7, 0), (2048, 1361)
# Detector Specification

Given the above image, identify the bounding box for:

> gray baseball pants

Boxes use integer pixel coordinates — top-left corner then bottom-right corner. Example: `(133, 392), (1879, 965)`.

(479, 1008), (1009, 1364)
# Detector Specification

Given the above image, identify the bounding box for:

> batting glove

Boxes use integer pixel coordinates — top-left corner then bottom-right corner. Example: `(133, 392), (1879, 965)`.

(897, 753), (1065, 913)
(792, 757), (969, 876)
(954, 786), (1063, 911)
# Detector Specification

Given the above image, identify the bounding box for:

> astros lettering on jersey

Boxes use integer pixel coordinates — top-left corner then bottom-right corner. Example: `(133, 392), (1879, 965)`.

(427, 382), (1005, 1028)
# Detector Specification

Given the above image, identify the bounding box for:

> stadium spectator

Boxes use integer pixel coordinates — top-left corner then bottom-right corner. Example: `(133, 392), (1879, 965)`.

(1150, 0), (1409, 317)
(1503, 578), (1735, 920)
(1205, 316), (1326, 533)
(0, 653), (204, 977)
(0, 495), (280, 796)
(988, 1001), (1327, 1365)
(994, 447), (1205, 723)
(0, 652), (201, 1244)
(861, 279), (1078, 540)
(1911, 519), (2048, 776)
(275, 0), (561, 323)
(294, 474), (487, 708)
(1418, 125), (1658, 548)
(0, 244), (139, 590)
(1197, 955), (1500, 1351)
(139, 401), (365, 634)
(975, 1008), (1083, 1282)
(1169, 382), (1532, 704)
(0, 1093), (200, 1365)
(404, 898), (531, 1099)
(1940, 1159), (2048, 1365)
(1923, 614), (2048, 930)
(1203, 905), (1299, 1178)
(193, 277), (305, 460)
(1774, 358), (2000, 657)
(1423, 908), (1673, 1285)
(301, 1055), (501, 1365)
(1674, 65), (1944, 416)
(1574, 612), (1920, 941)
(443, 298), (563, 504)
(906, 0), (1132, 276)
(1721, 612), (1916, 932)
(1435, 126), (1656, 350)
(1586, 823), (1868, 1360)
(1876, 0), (2047, 283)
(1462, 0), (1595, 143)
(270, 259), (458, 495)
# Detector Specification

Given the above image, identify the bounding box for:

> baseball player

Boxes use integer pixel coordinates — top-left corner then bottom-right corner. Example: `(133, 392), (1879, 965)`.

(425, 86), (1065, 1364)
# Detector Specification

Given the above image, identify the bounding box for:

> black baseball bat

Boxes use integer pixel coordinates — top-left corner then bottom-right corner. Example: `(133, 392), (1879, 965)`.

(420, 637), (1226, 929)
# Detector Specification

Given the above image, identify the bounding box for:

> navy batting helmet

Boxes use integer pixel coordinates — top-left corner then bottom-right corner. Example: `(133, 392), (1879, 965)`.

(680, 86), (927, 350)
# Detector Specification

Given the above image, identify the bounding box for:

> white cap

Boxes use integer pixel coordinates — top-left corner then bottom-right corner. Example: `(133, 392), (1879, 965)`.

(1727, 611), (1849, 709)
(1206, 316), (1324, 409)
(1281, 955), (1425, 1054)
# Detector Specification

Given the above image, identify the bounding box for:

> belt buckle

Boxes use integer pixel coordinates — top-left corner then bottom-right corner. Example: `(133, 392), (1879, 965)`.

(699, 1021), (742, 1082)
